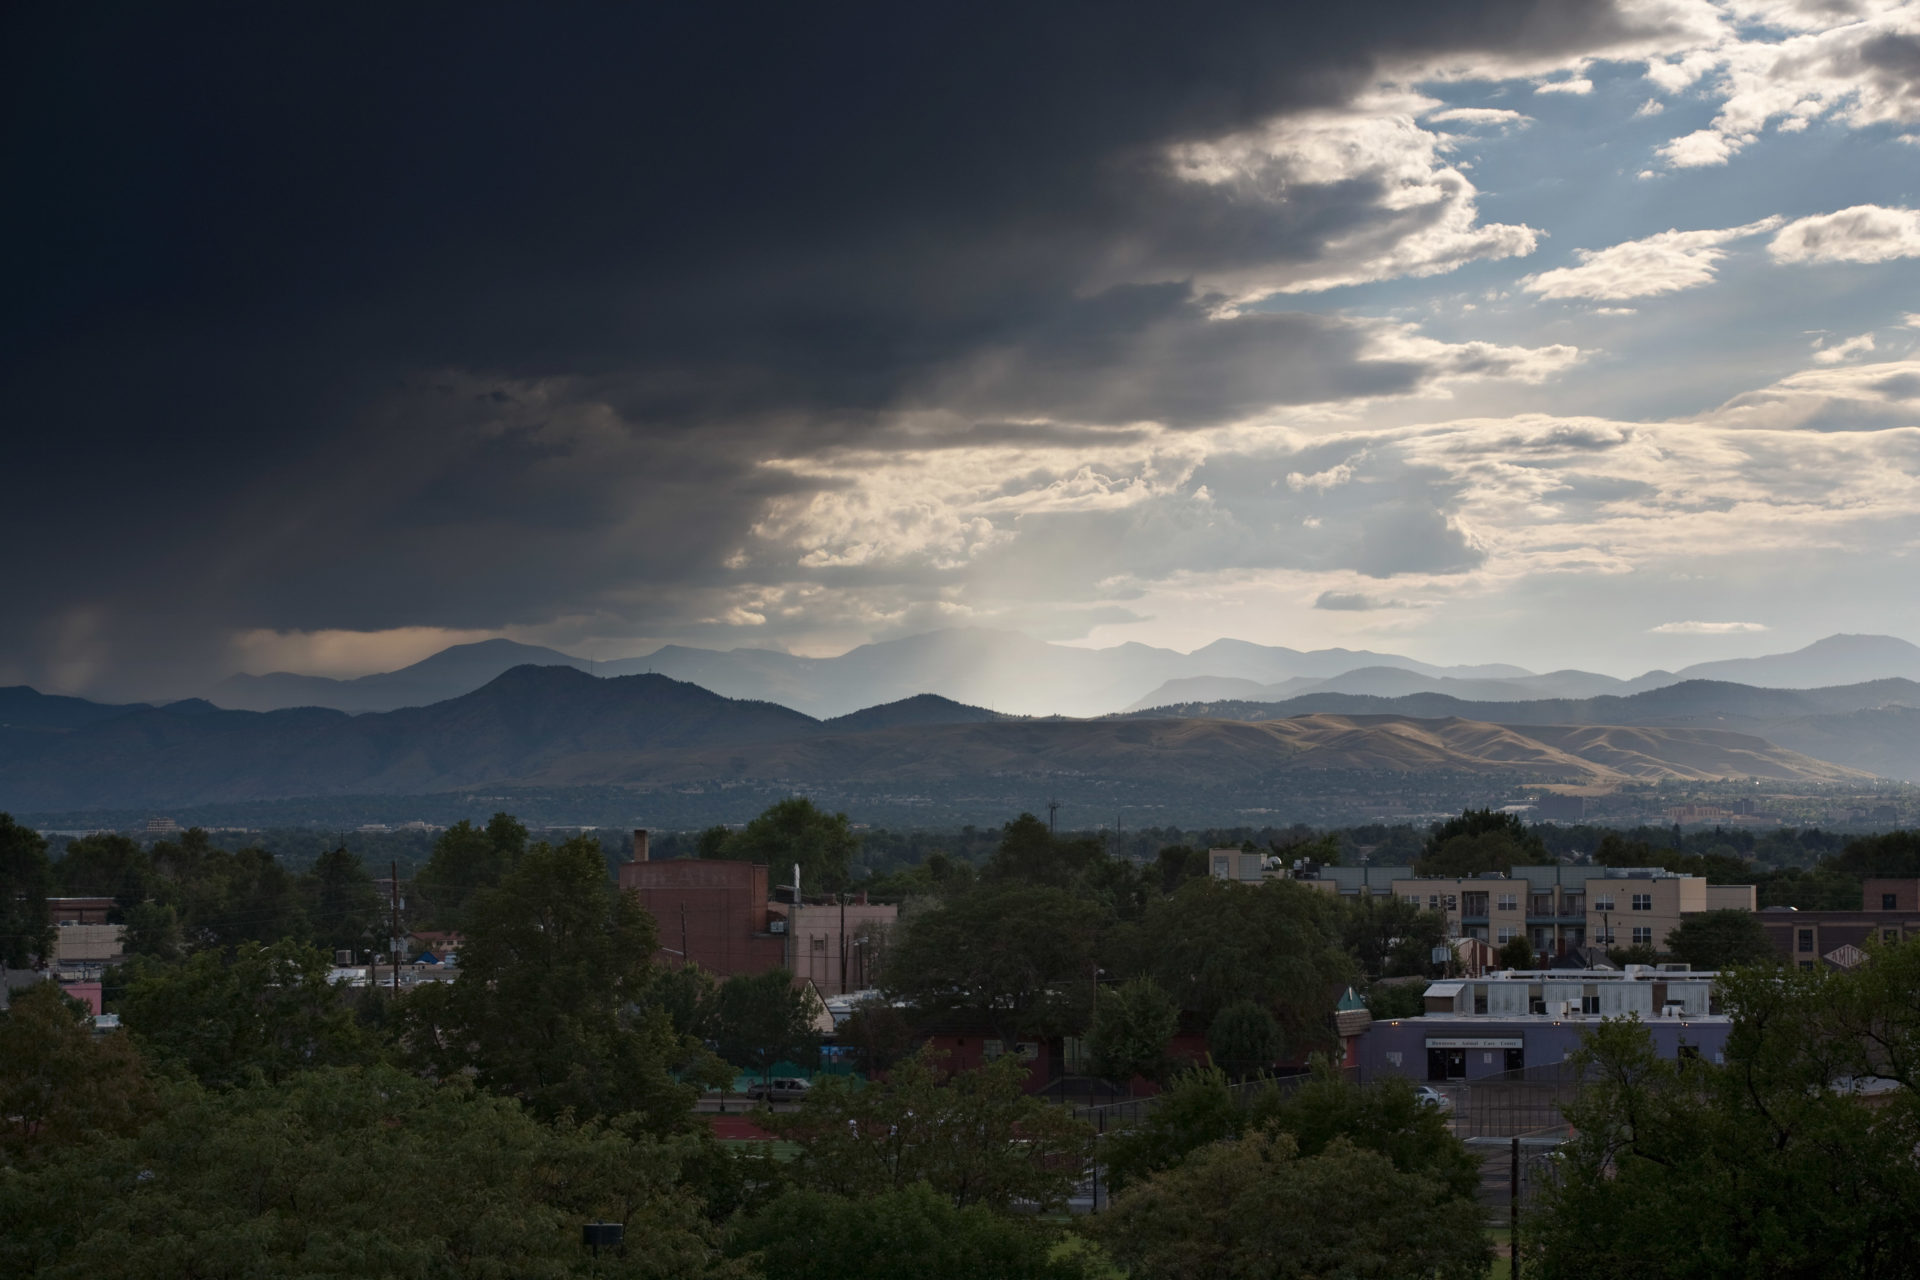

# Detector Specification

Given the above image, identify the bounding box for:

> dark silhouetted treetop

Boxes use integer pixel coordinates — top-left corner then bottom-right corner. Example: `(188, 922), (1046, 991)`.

(395, 834), (705, 1127)
(1415, 806), (1547, 877)
(115, 939), (375, 1089)
(1091, 1128), (1489, 1280)
(707, 797), (857, 893)
(0, 813), (53, 967)
(0, 981), (156, 1167)
(764, 1048), (1092, 1214)
(1663, 909), (1777, 971)
(883, 882), (1104, 1047)
(0, 1064), (749, 1280)
(1139, 877), (1352, 1054)
(413, 811), (527, 928)
(728, 1182), (1084, 1280)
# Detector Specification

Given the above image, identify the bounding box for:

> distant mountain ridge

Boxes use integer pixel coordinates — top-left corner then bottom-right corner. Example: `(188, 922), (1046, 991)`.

(0, 664), (1874, 812)
(1126, 676), (1920, 781)
(1124, 634), (1920, 713)
(197, 628), (1920, 720)
(209, 639), (589, 712)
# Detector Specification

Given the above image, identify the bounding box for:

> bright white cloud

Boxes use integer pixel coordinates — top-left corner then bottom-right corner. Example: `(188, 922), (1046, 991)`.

(1163, 93), (1541, 299)
(1647, 3), (1920, 168)
(1812, 332), (1879, 363)
(1649, 620), (1771, 633)
(1424, 106), (1532, 125)
(1535, 77), (1596, 94)
(1769, 204), (1920, 263)
(1520, 217), (1783, 300)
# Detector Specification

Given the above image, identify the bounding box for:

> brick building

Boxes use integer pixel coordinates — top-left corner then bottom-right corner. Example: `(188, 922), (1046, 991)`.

(1759, 879), (1920, 969)
(616, 829), (895, 995)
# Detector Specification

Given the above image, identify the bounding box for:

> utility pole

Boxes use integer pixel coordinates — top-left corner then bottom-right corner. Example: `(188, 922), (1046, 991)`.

(1047, 798), (1059, 834)
(838, 892), (848, 996)
(389, 860), (401, 998)
(680, 900), (689, 966)
(1510, 1136), (1522, 1279)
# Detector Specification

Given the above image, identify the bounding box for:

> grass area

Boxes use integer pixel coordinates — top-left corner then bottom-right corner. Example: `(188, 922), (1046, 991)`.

(1487, 1227), (1512, 1280)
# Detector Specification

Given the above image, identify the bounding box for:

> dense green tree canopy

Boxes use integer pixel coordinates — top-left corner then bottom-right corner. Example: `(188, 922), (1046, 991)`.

(1662, 908), (1777, 970)
(115, 940), (375, 1089)
(1088, 977), (1180, 1086)
(0, 813), (54, 967)
(396, 834), (711, 1126)
(1415, 807), (1546, 877)
(985, 813), (1107, 888)
(1206, 1000), (1280, 1080)
(728, 1183), (1081, 1280)
(708, 968), (820, 1082)
(1527, 948), (1920, 1279)
(301, 846), (384, 954)
(1101, 1066), (1242, 1193)
(884, 882), (1104, 1047)
(708, 797), (859, 893)
(766, 1049), (1093, 1213)
(1338, 890), (1447, 980)
(1248, 1065), (1479, 1204)
(1497, 934), (1537, 970)
(1092, 1129), (1490, 1280)
(0, 1065), (746, 1280)
(1140, 878), (1351, 1052)
(0, 983), (155, 1167)
(51, 832), (153, 913)
(413, 812), (528, 928)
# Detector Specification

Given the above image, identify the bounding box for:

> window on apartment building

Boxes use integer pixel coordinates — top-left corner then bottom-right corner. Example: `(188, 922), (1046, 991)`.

(1797, 928), (1814, 953)
(1404, 895), (1422, 908)
(1497, 893), (1517, 911)
(1594, 895), (1614, 912)
(1884, 893), (1899, 911)
(1631, 893), (1652, 911)
(812, 937), (826, 952)
(1632, 927), (1653, 946)
(1429, 895), (1440, 910)
(1799, 960), (1815, 971)
(1497, 926), (1515, 943)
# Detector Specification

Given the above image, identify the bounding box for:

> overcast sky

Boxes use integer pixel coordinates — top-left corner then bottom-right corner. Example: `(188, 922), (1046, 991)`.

(6, 1), (1920, 700)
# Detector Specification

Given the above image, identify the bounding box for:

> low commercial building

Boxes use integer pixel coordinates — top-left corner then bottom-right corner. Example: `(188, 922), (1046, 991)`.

(1360, 965), (1731, 1084)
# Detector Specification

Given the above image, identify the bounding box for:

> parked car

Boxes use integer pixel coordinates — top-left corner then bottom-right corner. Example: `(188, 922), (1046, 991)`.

(1414, 1085), (1453, 1112)
(746, 1077), (812, 1103)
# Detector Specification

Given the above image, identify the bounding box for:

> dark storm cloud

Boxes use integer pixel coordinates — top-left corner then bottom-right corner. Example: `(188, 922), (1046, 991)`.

(0, 1), (1667, 695)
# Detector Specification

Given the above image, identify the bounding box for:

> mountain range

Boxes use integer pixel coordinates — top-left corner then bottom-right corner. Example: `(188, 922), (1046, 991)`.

(1127, 678), (1920, 782)
(201, 630), (1920, 721)
(0, 664), (1879, 814)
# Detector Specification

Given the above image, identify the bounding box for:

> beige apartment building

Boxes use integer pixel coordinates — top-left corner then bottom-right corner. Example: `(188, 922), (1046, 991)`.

(1301, 865), (1755, 959)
